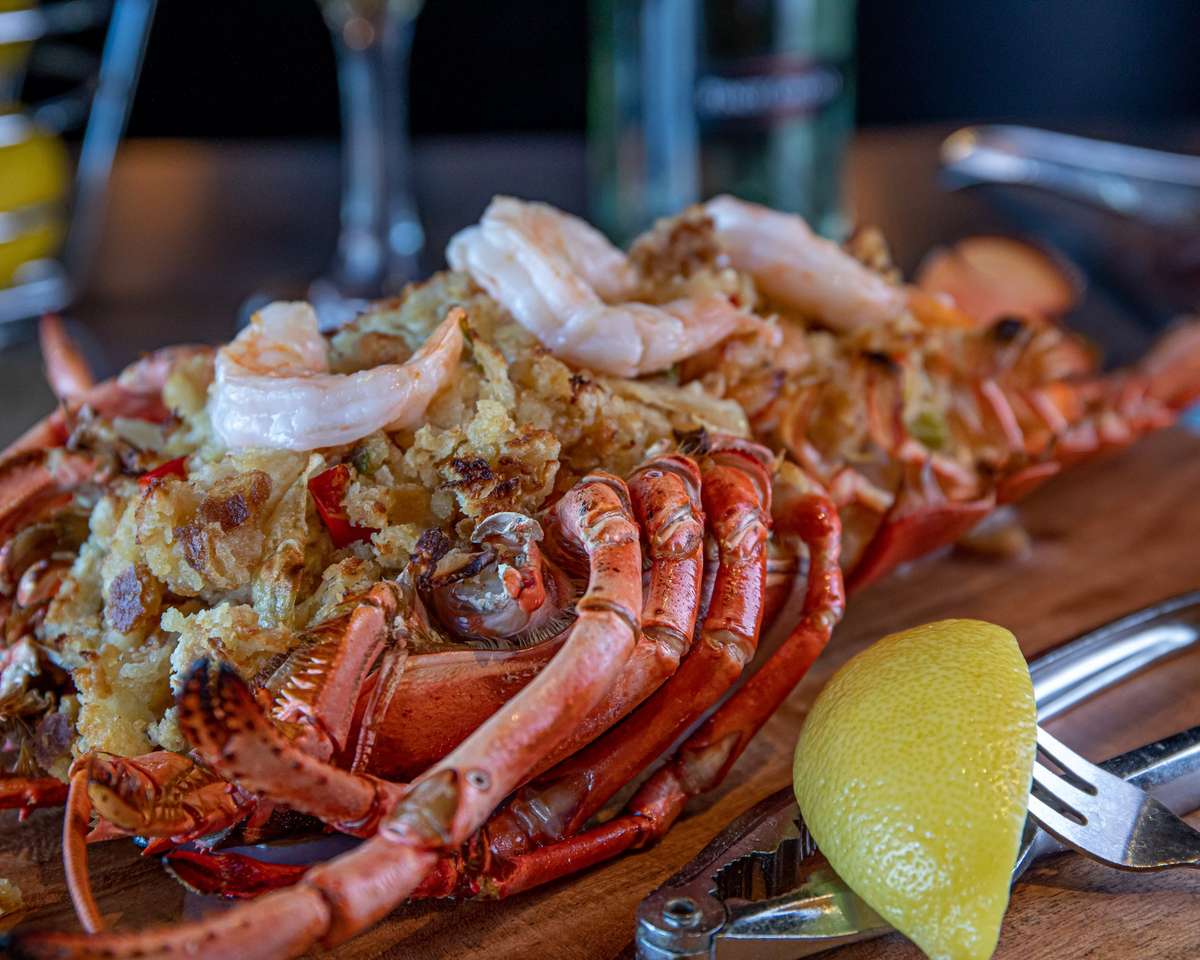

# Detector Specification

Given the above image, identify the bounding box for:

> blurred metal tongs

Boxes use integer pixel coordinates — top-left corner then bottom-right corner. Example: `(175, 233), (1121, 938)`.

(941, 125), (1200, 228)
(634, 591), (1200, 959)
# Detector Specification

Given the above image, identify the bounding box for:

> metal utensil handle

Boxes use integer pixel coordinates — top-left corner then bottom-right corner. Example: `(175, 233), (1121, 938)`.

(1032, 590), (1200, 720)
(941, 125), (1200, 227)
(62, 0), (158, 294)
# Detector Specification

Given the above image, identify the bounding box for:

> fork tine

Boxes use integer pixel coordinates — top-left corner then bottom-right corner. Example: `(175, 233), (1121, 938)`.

(1030, 725), (1200, 871)
(1027, 792), (1089, 849)
(1035, 726), (1098, 787)
(1031, 759), (1093, 816)
(1039, 725), (1162, 802)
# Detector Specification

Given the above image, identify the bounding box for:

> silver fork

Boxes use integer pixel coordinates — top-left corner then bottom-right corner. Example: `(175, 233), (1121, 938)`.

(1030, 725), (1200, 870)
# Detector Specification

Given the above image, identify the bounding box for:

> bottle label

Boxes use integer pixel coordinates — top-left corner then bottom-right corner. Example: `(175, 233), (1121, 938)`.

(695, 55), (844, 128)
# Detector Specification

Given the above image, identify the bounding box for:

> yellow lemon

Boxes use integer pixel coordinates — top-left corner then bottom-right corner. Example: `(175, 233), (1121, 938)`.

(793, 619), (1036, 960)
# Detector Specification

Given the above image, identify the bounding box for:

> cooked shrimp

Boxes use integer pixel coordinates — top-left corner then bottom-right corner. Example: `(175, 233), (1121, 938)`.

(447, 196), (754, 378)
(211, 301), (464, 451)
(703, 194), (908, 332)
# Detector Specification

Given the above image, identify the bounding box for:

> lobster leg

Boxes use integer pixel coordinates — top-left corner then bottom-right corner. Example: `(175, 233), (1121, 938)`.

(163, 848), (309, 900)
(8, 471), (644, 959)
(180, 662), (404, 837)
(39, 315), (95, 402)
(0, 774), (69, 816)
(264, 581), (405, 763)
(845, 461), (994, 594)
(532, 452), (706, 774)
(538, 442), (770, 828)
(63, 769), (103, 933)
(995, 460), (1060, 504)
(60, 750), (257, 934)
(423, 440), (771, 898)
(129, 453), (706, 902)
(474, 478), (843, 898)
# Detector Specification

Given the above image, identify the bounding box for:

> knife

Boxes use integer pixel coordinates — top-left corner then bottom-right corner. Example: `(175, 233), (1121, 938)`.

(634, 591), (1200, 959)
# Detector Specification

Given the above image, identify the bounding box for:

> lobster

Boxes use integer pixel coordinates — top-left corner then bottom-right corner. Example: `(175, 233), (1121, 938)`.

(2, 217), (1199, 959)
(3, 403), (844, 955)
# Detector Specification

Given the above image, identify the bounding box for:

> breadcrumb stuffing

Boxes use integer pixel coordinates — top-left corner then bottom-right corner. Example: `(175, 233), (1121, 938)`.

(0, 877), (23, 918)
(26, 268), (750, 765)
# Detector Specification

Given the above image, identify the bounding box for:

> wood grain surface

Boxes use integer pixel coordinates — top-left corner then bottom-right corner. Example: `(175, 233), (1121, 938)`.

(5, 427), (1200, 959)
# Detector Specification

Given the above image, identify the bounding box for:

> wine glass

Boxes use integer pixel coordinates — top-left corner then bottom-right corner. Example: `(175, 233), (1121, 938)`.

(246, 0), (425, 330)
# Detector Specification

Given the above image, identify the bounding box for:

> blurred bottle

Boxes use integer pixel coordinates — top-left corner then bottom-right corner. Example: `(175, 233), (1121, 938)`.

(0, 0), (153, 330)
(590, 0), (856, 243)
(0, 1), (69, 289)
(0, 113), (70, 288)
(0, 0), (34, 93)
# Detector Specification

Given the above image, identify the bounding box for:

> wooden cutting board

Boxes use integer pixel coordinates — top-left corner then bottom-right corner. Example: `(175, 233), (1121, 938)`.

(6, 427), (1200, 959)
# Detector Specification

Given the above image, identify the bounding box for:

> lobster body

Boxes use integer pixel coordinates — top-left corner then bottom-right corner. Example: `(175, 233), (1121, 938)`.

(2, 220), (1200, 960)
(348, 640), (564, 781)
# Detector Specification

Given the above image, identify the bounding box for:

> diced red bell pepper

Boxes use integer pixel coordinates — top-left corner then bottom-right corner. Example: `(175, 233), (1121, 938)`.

(139, 456), (188, 487)
(308, 463), (377, 548)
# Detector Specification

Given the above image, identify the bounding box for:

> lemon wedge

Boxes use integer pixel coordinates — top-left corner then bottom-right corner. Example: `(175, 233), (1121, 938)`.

(793, 619), (1036, 960)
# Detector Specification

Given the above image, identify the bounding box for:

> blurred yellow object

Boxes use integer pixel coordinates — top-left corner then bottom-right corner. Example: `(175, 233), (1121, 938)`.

(0, 0), (35, 78)
(793, 619), (1036, 960)
(0, 110), (69, 287)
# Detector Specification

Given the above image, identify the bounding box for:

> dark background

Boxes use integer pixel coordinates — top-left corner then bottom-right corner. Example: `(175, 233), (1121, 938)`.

(114, 0), (1200, 140)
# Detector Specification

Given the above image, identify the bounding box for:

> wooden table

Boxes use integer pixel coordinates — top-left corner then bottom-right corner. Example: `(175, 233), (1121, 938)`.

(4, 132), (1200, 958)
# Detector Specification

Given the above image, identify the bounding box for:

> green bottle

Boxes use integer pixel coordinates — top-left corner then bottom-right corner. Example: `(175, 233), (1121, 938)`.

(589, 0), (857, 244)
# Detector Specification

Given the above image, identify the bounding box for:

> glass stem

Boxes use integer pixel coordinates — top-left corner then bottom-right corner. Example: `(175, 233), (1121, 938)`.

(327, 2), (423, 297)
